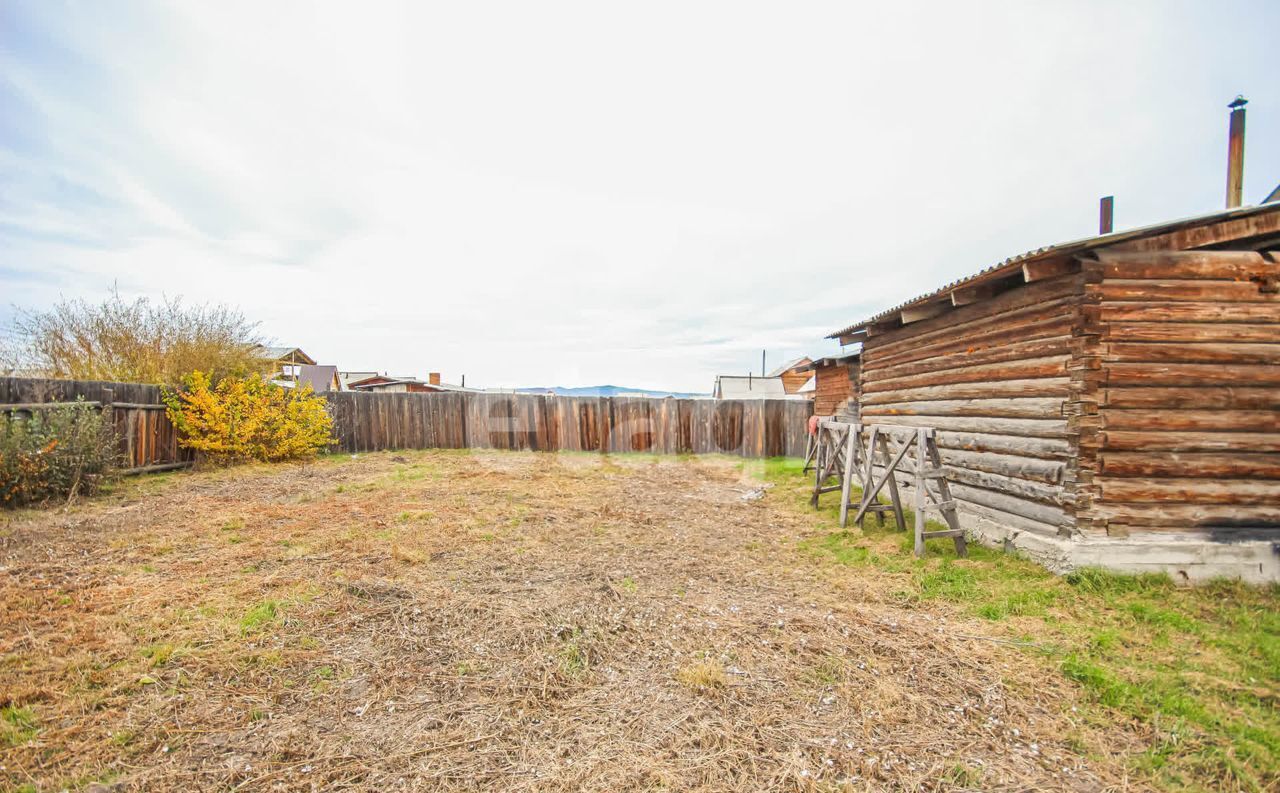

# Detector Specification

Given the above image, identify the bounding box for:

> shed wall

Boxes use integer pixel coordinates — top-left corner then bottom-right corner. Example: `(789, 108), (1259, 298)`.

(1077, 250), (1280, 539)
(858, 273), (1083, 539)
(813, 362), (859, 418)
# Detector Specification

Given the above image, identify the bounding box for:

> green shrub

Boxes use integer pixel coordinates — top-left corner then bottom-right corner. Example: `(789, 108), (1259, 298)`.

(165, 372), (333, 464)
(0, 401), (118, 507)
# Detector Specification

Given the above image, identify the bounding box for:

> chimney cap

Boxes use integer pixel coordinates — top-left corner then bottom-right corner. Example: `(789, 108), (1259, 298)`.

(1229, 95), (1248, 109)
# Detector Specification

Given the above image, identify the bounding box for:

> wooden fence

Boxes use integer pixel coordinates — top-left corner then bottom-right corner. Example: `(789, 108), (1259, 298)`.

(1, 377), (192, 473)
(326, 392), (812, 457)
(1, 377), (813, 465)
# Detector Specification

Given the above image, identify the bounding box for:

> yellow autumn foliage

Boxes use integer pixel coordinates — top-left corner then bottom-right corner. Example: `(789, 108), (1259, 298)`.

(165, 372), (333, 464)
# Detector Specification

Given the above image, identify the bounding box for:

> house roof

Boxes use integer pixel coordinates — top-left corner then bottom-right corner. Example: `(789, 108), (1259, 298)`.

(713, 375), (789, 399)
(827, 201), (1280, 341)
(256, 345), (316, 365)
(766, 357), (812, 377)
(297, 365), (340, 393)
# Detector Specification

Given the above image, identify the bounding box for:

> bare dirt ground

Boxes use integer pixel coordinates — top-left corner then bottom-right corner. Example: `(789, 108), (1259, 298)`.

(1, 451), (1144, 791)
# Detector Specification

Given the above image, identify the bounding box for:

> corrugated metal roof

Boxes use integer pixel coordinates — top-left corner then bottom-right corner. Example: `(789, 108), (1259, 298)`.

(766, 357), (811, 377)
(826, 202), (1280, 339)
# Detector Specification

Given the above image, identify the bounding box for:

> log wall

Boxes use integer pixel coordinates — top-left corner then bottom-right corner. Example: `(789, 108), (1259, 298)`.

(1076, 250), (1280, 538)
(813, 361), (859, 419)
(857, 273), (1084, 538)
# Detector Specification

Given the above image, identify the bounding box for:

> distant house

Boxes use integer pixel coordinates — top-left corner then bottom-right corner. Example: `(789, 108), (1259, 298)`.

(712, 375), (791, 399)
(295, 365), (342, 393)
(255, 345), (316, 378)
(338, 371), (380, 390)
(348, 372), (474, 393)
(797, 352), (859, 418)
(767, 357), (814, 395)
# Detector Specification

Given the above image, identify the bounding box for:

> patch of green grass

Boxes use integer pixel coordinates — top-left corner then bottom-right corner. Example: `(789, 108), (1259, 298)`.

(240, 600), (282, 633)
(1, 705), (39, 746)
(618, 576), (637, 594)
(221, 517), (245, 531)
(762, 459), (1280, 791)
(141, 643), (177, 667)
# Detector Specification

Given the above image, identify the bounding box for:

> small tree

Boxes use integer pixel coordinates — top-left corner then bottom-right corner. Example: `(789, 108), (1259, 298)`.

(10, 291), (267, 385)
(165, 372), (334, 464)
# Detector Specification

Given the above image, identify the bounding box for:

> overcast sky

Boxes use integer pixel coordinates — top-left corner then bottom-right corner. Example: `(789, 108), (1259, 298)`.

(2, 1), (1277, 392)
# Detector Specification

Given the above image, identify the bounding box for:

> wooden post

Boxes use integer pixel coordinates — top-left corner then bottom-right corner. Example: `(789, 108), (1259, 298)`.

(914, 429), (927, 557)
(1099, 196), (1114, 234)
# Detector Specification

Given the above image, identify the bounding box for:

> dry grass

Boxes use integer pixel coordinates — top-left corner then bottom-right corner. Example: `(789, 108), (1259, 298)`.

(1, 450), (1146, 791)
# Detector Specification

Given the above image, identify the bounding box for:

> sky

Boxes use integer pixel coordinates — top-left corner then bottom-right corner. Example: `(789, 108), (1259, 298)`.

(2, 1), (1277, 393)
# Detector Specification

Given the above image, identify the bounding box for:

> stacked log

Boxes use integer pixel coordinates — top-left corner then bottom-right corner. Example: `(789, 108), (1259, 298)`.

(1077, 250), (1280, 537)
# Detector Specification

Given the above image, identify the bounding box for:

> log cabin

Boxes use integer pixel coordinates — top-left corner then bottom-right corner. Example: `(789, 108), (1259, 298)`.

(827, 202), (1280, 583)
(799, 352), (860, 419)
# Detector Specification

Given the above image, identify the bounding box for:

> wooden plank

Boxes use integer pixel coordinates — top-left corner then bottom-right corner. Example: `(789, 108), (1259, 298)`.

(861, 396), (1063, 419)
(1099, 302), (1280, 323)
(1094, 250), (1272, 280)
(1101, 322), (1280, 343)
(1105, 362), (1280, 387)
(1102, 342), (1280, 365)
(1099, 477), (1280, 504)
(1099, 451), (1280, 479)
(862, 356), (1071, 393)
(860, 378), (1071, 405)
(1102, 409), (1280, 433)
(1102, 386), (1280, 410)
(1102, 430), (1280, 453)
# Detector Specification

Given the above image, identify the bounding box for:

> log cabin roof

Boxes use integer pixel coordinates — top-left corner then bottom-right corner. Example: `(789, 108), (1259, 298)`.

(827, 201), (1280, 342)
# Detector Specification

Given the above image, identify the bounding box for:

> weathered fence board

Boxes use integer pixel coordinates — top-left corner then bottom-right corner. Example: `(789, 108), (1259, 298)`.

(325, 392), (811, 457)
(0, 376), (192, 472)
(3, 377), (812, 463)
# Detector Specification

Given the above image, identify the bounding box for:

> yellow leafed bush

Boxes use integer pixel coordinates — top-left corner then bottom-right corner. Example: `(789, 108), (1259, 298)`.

(165, 372), (333, 464)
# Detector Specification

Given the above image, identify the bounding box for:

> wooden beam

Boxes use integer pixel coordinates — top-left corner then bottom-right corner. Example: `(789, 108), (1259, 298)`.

(1021, 257), (1079, 283)
(900, 300), (952, 324)
(949, 283), (1001, 306)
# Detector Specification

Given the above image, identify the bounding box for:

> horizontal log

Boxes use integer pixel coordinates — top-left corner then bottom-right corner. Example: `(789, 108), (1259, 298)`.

(937, 430), (1073, 459)
(1112, 211), (1280, 255)
(860, 378), (1072, 406)
(1100, 302), (1280, 324)
(866, 276), (1081, 348)
(1093, 250), (1272, 280)
(949, 482), (1071, 526)
(1102, 342), (1280, 365)
(863, 356), (1071, 393)
(1102, 409), (1280, 433)
(861, 396), (1063, 419)
(1103, 430), (1280, 453)
(864, 335), (1074, 382)
(1089, 502), (1280, 527)
(1100, 451), (1280, 479)
(868, 465), (1072, 528)
(867, 312), (1076, 371)
(862, 414), (1069, 439)
(944, 466), (1070, 506)
(1102, 322), (1280, 344)
(1106, 362), (1280, 387)
(1096, 279), (1280, 303)
(1099, 477), (1280, 505)
(940, 448), (1067, 483)
(955, 500), (1065, 537)
(1102, 386), (1280, 410)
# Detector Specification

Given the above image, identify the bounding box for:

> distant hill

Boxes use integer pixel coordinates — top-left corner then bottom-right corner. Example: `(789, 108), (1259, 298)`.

(515, 385), (707, 399)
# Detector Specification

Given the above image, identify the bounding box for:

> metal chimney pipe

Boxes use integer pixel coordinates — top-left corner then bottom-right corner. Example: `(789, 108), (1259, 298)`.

(1226, 96), (1247, 209)
(1099, 196), (1114, 234)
